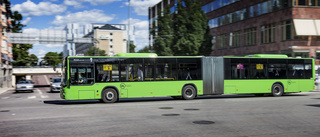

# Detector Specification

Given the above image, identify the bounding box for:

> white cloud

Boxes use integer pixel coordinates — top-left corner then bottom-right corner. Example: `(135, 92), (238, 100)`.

(63, 0), (84, 9)
(44, 44), (64, 48)
(120, 18), (150, 51)
(125, 0), (161, 16)
(51, 9), (114, 26)
(22, 28), (39, 34)
(12, 0), (67, 16)
(21, 17), (32, 25)
(85, 0), (121, 5)
(63, 0), (120, 8)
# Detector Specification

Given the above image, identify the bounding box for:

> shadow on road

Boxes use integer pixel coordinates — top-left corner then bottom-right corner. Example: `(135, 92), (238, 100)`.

(306, 104), (320, 108)
(43, 100), (100, 105)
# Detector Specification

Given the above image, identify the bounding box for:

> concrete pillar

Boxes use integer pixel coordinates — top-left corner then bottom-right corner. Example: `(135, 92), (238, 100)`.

(26, 75), (31, 80)
(12, 75), (15, 87)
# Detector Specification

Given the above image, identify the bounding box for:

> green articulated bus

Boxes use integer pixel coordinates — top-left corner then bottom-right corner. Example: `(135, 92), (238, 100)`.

(60, 53), (315, 103)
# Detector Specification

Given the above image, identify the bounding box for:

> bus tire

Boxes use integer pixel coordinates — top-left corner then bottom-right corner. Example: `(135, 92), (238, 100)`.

(182, 85), (196, 100)
(272, 84), (283, 97)
(101, 88), (118, 103)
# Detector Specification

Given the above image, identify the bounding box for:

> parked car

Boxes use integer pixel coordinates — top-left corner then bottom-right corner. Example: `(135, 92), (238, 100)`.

(50, 77), (61, 92)
(16, 80), (34, 93)
(315, 74), (320, 86)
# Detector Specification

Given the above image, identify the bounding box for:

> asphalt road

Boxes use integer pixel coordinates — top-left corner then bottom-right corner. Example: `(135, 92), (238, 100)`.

(0, 87), (320, 137)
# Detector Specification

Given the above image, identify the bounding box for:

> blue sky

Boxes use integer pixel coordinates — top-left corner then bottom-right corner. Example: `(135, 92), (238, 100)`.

(11, 0), (161, 58)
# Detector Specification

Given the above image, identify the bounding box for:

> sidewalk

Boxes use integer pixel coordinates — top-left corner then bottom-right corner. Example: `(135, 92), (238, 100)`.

(0, 87), (14, 95)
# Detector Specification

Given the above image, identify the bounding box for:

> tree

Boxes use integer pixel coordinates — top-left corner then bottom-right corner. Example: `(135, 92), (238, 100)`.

(29, 54), (38, 66)
(172, 1), (190, 56)
(153, 5), (174, 56)
(129, 43), (136, 53)
(86, 47), (106, 56)
(11, 11), (38, 66)
(137, 46), (150, 53)
(44, 52), (61, 66)
(11, 11), (25, 33)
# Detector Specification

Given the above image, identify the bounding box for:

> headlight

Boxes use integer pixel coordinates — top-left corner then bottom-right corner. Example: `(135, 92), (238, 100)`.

(17, 86), (21, 88)
(27, 86), (33, 88)
(52, 85), (56, 87)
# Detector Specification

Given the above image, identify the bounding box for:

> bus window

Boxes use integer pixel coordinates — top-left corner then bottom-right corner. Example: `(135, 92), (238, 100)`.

(144, 59), (154, 81)
(96, 64), (119, 82)
(230, 58), (249, 79)
(305, 63), (312, 79)
(249, 59), (267, 79)
(70, 66), (94, 85)
(120, 58), (143, 82)
(178, 58), (202, 80)
(268, 59), (287, 79)
(155, 58), (177, 81)
(70, 68), (77, 85)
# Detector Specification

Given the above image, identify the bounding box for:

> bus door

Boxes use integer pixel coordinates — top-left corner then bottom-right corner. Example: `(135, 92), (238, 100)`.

(70, 65), (95, 99)
(287, 63), (303, 92)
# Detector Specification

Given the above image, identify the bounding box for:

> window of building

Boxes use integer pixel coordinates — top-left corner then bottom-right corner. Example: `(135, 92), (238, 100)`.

(212, 36), (216, 50)
(229, 31), (241, 48)
(294, 0), (320, 6)
(110, 32), (113, 35)
(261, 23), (276, 44)
(217, 34), (228, 49)
(244, 27), (257, 46)
(110, 45), (113, 48)
(281, 20), (293, 41)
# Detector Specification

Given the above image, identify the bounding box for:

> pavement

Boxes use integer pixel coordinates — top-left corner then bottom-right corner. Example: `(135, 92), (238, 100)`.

(0, 87), (14, 95)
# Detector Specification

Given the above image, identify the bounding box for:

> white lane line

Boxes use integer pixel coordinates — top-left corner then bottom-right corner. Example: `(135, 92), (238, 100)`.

(1, 97), (9, 99)
(36, 88), (43, 95)
(41, 95), (49, 99)
(44, 75), (50, 85)
(28, 96), (36, 99)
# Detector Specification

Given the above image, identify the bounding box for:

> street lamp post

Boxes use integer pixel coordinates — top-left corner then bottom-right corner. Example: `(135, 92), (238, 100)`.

(127, 0), (131, 53)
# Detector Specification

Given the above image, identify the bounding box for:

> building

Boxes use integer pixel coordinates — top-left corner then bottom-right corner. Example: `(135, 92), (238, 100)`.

(63, 23), (92, 56)
(76, 24), (128, 56)
(0, 0), (13, 88)
(149, 0), (320, 64)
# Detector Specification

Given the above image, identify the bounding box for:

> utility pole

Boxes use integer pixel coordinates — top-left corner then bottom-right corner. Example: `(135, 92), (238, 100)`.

(127, 0), (131, 53)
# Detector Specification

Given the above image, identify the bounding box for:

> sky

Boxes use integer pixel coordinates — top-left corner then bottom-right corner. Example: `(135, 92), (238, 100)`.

(11, 0), (162, 58)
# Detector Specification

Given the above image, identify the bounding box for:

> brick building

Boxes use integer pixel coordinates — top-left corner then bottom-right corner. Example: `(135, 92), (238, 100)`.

(149, 0), (320, 64)
(0, 0), (13, 88)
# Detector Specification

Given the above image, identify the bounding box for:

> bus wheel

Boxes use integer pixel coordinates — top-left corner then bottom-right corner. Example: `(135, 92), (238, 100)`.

(182, 85), (196, 100)
(272, 84), (283, 97)
(101, 88), (118, 103)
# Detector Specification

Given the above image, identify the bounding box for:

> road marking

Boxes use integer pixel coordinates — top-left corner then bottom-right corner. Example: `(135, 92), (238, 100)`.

(41, 95), (48, 99)
(1, 97), (9, 99)
(28, 96), (36, 99)
(44, 75), (50, 85)
(36, 89), (43, 95)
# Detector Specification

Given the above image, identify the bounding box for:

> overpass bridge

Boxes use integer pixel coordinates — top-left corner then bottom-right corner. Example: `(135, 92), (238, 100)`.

(12, 67), (62, 87)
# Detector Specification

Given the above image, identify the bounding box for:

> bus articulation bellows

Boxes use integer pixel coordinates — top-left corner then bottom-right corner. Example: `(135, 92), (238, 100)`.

(60, 53), (315, 103)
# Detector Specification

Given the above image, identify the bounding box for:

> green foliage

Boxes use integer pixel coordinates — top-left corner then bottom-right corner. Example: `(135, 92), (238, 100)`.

(44, 52), (61, 66)
(154, 0), (212, 56)
(154, 5), (173, 56)
(86, 47), (106, 56)
(12, 44), (37, 66)
(129, 43), (136, 53)
(11, 11), (38, 66)
(11, 11), (25, 33)
(137, 46), (150, 53)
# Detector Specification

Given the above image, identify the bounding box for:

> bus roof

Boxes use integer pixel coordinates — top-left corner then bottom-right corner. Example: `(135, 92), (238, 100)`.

(115, 53), (158, 57)
(244, 54), (288, 58)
